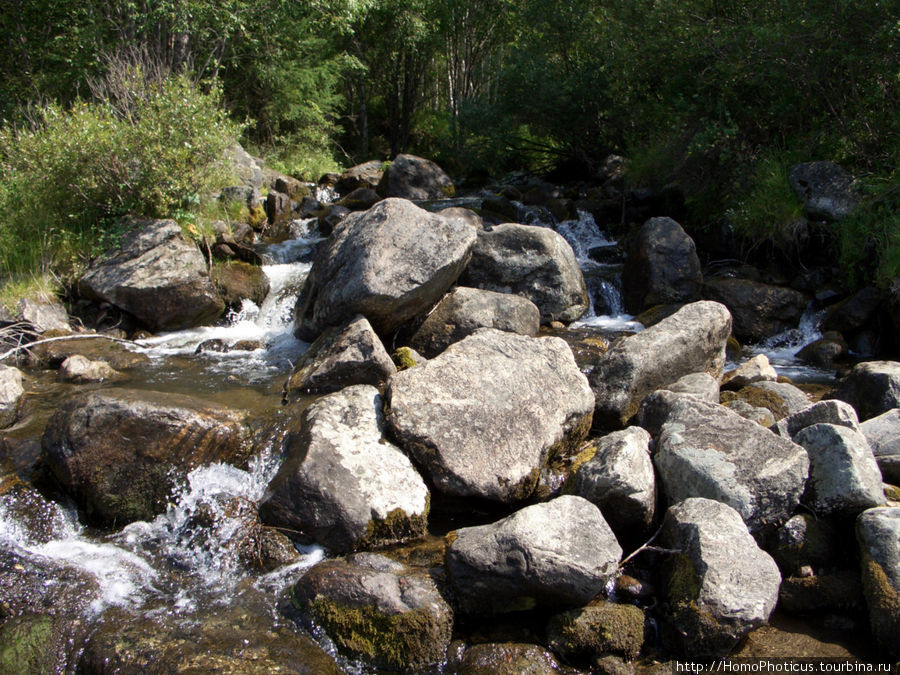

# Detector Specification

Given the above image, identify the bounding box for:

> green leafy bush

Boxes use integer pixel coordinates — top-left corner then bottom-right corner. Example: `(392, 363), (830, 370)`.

(836, 179), (900, 288)
(0, 70), (243, 280)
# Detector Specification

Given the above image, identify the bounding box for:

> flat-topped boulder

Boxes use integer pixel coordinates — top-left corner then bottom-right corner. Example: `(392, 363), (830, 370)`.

(639, 390), (809, 533)
(445, 496), (622, 614)
(293, 198), (476, 340)
(79, 219), (224, 331)
(259, 385), (429, 553)
(460, 222), (589, 323)
(589, 301), (732, 429)
(387, 328), (593, 503)
(41, 389), (251, 525)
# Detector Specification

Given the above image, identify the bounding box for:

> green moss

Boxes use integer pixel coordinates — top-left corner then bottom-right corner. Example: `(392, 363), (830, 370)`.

(860, 552), (900, 650)
(361, 498), (430, 550)
(547, 603), (645, 661)
(392, 347), (419, 371)
(720, 387), (789, 420)
(665, 554), (701, 604)
(308, 597), (437, 670)
(441, 184), (456, 198)
(884, 484), (900, 501)
(547, 412), (593, 465)
(0, 614), (59, 673)
(248, 204), (267, 230)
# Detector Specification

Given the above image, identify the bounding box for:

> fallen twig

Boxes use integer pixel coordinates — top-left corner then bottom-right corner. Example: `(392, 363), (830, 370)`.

(618, 523), (681, 569)
(0, 333), (139, 362)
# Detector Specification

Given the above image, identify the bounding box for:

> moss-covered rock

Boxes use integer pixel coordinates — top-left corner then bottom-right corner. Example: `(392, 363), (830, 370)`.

(292, 553), (453, 671)
(546, 602), (645, 661)
(720, 386), (789, 420)
(0, 614), (70, 674)
(211, 260), (269, 308)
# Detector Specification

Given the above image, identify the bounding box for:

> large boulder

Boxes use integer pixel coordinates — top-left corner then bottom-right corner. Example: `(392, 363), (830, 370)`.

(659, 498), (781, 658)
(79, 219), (225, 331)
(292, 553), (453, 670)
(377, 154), (454, 200)
(829, 360), (900, 421)
(639, 390), (809, 533)
(589, 301), (732, 429)
(41, 389), (251, 525)
(822, 287), (883, 334)
(571, 427), (656, 544)
(622, 217), (702, 313)
(386, 329), (594, 503)
(408, 286), (540, 358)
(0, 365), (24, 428)
(771, 399), (860, 439)
(210, 261), (269, 309)
(259, 385), (429, 553)
(861, 409), (900, 485)
(284, 315), (396, 397)
(15, 298), (70, 333)
(460, 223), (589, 323)
(793, 424), (885, 516)
(293, 198), (476, 340)
(445, 496), (622, 614)
(856, 507), (900, 654)
(789, 161), (858, 221)
(702, 278), (807, 342)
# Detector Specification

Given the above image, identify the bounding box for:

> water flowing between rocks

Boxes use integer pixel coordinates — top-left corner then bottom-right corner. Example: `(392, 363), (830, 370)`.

(0, 198), (846, 671)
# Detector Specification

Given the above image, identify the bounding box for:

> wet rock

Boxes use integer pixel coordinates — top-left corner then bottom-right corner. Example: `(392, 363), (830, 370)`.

(79, 219), (225, 331)
(460, 222), (589, 323)
(622, 216), (701, 313)
(16, 298), (69, 333)
(659, 498), (781, 658)
(386, 329), (593, 503)
(0, 365), (24, 428)
(0, 613), (81, 675)
(778, 571), (864, 614)
(571, 427), (656, 544)
(861, 409), (900, 484)
(447, 642), (562, 675)
(639, 390), (809, 532)
(662, 372), (720, 403)
(0, 474), (71, 545)
(260, 385), (429, 553)
(589, 301), (732, 429)
(335, 159), (384, 196)
(293, 553), (452, 670)
(702, 278), (808, 342)
(273, 174), (307, 199)
(42, 389), (251, 525)
(546, 602), (645, 662)
(789, 161), (859, 221)
(794, 424), (885, 516)
(772, 399), (860, 439)
(722, 354), (778, 389)
(856, 506), (900, 653)
(408, 286), (541, 358)
(211, 261), (269, 308)
(796, 334), (847, 367)
(80, 606), (340, 674)
(829, 360), (900, 421)
(26, 336), (149, 371)
(194, 338), (229, 354)
(771, 514), (841, 575)
(377, 153), (454, 200)
(294, 198), (476, 340)
(58, 355), (125, 384)
(284, 315), (396, 397)
(445, 495), (622, 614)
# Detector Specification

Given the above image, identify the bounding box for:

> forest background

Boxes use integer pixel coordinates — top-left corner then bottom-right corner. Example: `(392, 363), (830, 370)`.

(0, 0), (897, 300)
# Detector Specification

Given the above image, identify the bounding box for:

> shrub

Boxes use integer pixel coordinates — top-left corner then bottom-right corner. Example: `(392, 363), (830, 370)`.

(0, 69), (243, 281)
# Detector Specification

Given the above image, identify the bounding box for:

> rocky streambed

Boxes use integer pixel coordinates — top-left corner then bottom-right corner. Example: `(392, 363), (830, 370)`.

(1, 154), (900, 673)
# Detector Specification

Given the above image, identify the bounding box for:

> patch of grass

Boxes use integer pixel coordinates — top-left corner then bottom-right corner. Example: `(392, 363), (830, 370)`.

(0, 274), (61, 314)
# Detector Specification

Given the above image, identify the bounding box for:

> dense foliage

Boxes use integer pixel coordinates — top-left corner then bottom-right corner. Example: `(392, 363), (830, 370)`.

(1, 0), (897, 288)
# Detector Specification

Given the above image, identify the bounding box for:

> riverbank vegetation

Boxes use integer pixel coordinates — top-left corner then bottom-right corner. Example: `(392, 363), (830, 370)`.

(1, 0), (897, 293)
